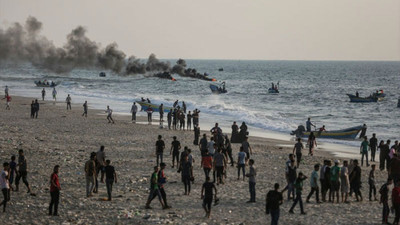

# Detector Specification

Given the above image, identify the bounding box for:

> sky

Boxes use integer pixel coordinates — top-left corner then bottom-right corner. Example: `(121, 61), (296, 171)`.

(0, 0), (399, 61)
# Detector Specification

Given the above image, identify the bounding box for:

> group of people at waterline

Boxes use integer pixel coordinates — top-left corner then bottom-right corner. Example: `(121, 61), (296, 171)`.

(3, 86), (400, 225)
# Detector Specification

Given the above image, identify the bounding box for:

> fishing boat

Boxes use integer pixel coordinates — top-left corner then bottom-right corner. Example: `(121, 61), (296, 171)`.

(34, 81), (60, 87)
(397, 99), (400, 108)
(154, 72), (176, 81)
(346, 94), (378, 103)
(268, 88), (279, 94)
(291, 125), (364, 139)
(136, 101), (174, 113)
(218, 68), (224, 71)
(99, 72), (106, 77)
(210, 83), (227, 94)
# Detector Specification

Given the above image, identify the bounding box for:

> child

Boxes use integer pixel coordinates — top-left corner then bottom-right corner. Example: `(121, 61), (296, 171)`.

(369, 164), (377, 201)
(201, 176), (217, 218)
(245, 159), (256, 203)
(379, 178), (392, 225)
(289, 172), (307, 215)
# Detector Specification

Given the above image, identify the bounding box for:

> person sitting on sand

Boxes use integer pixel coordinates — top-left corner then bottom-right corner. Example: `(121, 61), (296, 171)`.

(201, 176), (217, 219)
(106, 106), (114, 124)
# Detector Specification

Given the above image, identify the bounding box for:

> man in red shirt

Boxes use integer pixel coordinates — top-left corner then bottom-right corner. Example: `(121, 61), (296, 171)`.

(49, 165), (61, 216)
(2, 95), (11, 110)
(392, 179), (400, 225)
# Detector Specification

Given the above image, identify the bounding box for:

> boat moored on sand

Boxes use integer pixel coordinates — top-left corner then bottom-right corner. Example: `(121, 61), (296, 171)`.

(291, 125), (364, 139)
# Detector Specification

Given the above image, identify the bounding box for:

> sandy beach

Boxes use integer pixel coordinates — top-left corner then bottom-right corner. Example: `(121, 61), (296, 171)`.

(0, 96), (391, 225)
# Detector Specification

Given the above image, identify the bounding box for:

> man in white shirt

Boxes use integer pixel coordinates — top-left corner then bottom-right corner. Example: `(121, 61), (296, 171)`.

(131, 102), (138, 122)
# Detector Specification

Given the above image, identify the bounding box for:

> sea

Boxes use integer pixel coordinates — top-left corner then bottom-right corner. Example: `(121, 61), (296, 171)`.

(1, 60), (400, 153)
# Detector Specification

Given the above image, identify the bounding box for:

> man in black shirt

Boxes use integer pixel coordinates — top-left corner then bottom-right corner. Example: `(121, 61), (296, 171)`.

(199, 134), (208, 156)
(350, 160), (362, 201)
(266, 183), (283, 225)
(155, 135), (165, 166)
(380, 140), (391, 171)
(170, 136), (181, 168)
(369, 133), (378, 162)
(201, 176), (217, 219)
(102, 160), (117, 201)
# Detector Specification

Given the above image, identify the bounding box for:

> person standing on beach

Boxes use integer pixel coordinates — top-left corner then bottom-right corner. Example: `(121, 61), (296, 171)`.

(320, 160), (327, 201)
(369, 164), (377, 201)
(181, 155), (192, 195)
(392, 179), (400, 225)
(370, 134), (378, 162)
(340, 160), (350, 203)
(34, 99), (39, 118)
(193, 125), (200, 146)
(146, 107), (153, 123)
(159, 104), (164, 122)
(3, 94), (11, 110)
(242, 136), (252, 162)
(0, 162), (10, 212)
(323, 160), (332, 202)
(145, 166), (165, 209)
(201, 151), (213, 179)
(155, 135), (165, 166)
(213, 148), (226, 185)
(49, 165), (61, 216)
(380, 140), (391, 171)
(379, 178), (392, 225)
(95, 146), (106, 193)
(52, 88), (57, 102)
(187, 111), (192, 130)
(82, 101), (88, 117)
(199, 134), (208, 155)
(237, 147), (246, 181)
(246, 159), (257, 203)
(8, 155), (16, 191)
(207, 137), (215, 157)
(41, 88), (46, 101)
(307, 132), (317, 156)
(4, 86), (8, 97)
(286, 155), (297, 200)
(102, 160), (117, 201)
(30, 100), (35, 118)
(15, 149), (32, 193)
(306, 118), (315, 132)
(182, 101), (186, 113)
(66, 94), (71, 110)
(330, 160), (341, 203)
(179, 112), (185, 130)
(170, 136), (181, 168)
(151, 163), (170, 208)
(201, 176), (217, 219)
(360, 136), (370, 167)
(224, 135), (234, 166)
(293, 138), (304, 167)
(289, 172), (307, 214)
(231, 121), (239, 142)
(106, 106), (114, 124)
(167, 109), (172, 129)
(131, 102), (138, 122)
(306, 164), (320, 203)
(84, 152), (96, 197)
(266, 183), (283, 225)
(349, 160), (362, 201)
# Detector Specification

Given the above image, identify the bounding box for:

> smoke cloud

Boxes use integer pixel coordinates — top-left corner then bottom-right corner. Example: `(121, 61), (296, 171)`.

(0, 16), (188, 76)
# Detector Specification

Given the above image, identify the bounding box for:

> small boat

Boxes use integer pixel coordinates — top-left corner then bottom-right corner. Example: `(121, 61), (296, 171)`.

(210, 83), (227, 94)
(136, 101), (174, 113)
(397, 99), (400, 108)
(99, 72), (106, 77)
(154, 72), (176, 81)
(291, 125), (364, 139)
(268, 88), (279, 94)
(347, 94), (378, 103)
(34, 81), (59, 87)
(218, 68), (224, 71)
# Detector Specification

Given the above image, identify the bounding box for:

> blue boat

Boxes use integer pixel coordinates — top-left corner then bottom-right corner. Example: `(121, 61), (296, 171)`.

(210, 83), (227, 94)
(291, 125), (364, 139)
(136, 102), (173, 113)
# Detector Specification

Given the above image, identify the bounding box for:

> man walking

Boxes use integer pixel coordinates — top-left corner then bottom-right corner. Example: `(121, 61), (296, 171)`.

(82, 101), (88, 117)
(66, 94), (72, 110)
(155, 135), (165, 166)
(131, 102), (137, 122)
(306, 164), (320, 203)
(15, 149), (32, 193)
(103, 160), (117, 201)
(49, 165), (61, 216)
(266, 183), (283, 225)
(246, 159), (257, 203)
(85, 152), (96, 197)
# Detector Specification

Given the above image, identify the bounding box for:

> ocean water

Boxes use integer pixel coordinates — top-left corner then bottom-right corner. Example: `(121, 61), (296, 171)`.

(1, 60), (400, 148)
